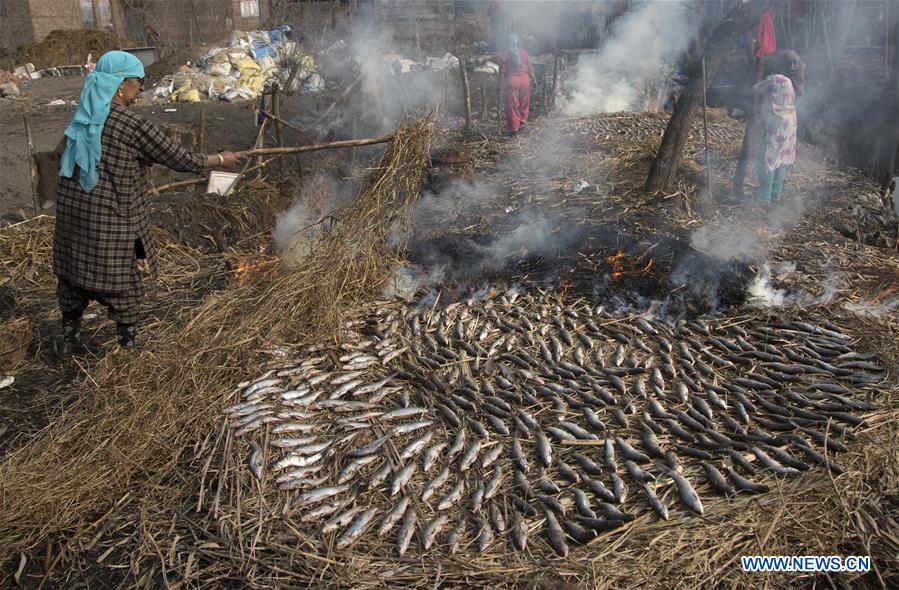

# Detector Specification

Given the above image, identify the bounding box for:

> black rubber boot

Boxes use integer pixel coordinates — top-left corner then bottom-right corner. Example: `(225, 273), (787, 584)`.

(116, 323), (136, 348)
(56, 314), (83, 355)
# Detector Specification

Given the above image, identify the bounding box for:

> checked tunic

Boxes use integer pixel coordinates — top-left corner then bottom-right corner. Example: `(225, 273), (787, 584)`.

(54, 103), (207, 320)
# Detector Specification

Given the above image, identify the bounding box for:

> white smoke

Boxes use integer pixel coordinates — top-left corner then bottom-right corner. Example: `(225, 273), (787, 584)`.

(562, 1), (692, 116)
(273, 172), (353, 268)
(747, 263), (787, 307)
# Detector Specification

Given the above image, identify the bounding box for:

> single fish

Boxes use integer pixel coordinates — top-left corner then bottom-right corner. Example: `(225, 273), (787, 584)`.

(544, 510), (570, 557)
(480, 443), (504, 469)
(421, 514), (449, 550)
(488, 502), (506, 533)
(399, 431), (434, 461)
(483, 465), (504, 500)
(346, 432), (392, 458)
(534, 429), (553, 467)
(725, 466), (770, 493)
(390, 463), (418, 496)
(422, 443), (447, 472)
(380, 406), (429, 421)
(300, 499), (348, 522)
(437, 479), (466, 511)
(330, 370), (366, 386)
(665, 468), (704, 515)
(295, 485), (348, 507)
(321, 505), (364, 534)
(459, 439), (482, 471)
(571, 487), (597, 519)
(421, 466), (451, 502)
(700, 461), (735, 495)
(335, 507), (378, 549)
(247, 441), (263, 480)
(378, 495), (411, 538)
(393, 420), (434, 436)
(469, 481), (486, 512)
(336, 454), (379, 484)
(510, 513), (528, 551)
(641, 483), (670, 520)
(272, 452), (323, 473)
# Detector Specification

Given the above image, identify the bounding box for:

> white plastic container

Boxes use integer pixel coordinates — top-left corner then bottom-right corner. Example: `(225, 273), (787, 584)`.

(207, 171), (239, 196)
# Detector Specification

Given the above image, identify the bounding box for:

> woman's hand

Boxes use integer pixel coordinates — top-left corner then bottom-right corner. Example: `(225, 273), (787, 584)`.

(208, 151), (241, 168)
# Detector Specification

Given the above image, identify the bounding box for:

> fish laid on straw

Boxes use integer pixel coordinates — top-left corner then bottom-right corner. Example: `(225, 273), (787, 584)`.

(228, 287), (886, 556)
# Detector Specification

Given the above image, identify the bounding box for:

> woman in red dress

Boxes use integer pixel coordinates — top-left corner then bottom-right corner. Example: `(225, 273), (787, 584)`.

(498, 33), (535, 135)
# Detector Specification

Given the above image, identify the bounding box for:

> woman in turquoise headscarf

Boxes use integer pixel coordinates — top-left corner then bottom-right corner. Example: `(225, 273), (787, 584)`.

(53, 51), (240, 353)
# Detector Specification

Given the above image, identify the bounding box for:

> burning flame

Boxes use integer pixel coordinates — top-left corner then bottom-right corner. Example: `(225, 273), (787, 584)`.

(233, 256), (278, 286)
(606, 249), (654, 280)
(558, 279), (573, 298)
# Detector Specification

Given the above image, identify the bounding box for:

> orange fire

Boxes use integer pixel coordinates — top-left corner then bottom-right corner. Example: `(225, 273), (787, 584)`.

(558, 279), (573, 298)
(606, 248), (654, 280)
(232, 256), (278, 286)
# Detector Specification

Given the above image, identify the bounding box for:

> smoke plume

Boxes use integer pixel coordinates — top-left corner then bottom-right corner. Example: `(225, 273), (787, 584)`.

(562, 1), (692, 115)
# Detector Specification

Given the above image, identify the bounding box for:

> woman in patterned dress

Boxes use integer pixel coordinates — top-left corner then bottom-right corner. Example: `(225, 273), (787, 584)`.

(54, 51), (240, 353)
(752, 73), (797, 205)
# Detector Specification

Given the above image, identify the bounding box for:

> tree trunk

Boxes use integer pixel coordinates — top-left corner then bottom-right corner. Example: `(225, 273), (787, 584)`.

(879, 4), (899, 197)
(646, 1), (765, 193)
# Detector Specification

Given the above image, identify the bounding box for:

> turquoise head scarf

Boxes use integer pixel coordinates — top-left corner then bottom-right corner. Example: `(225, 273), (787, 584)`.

(508, 33), (521, 68)
(60, 51), (145, 193)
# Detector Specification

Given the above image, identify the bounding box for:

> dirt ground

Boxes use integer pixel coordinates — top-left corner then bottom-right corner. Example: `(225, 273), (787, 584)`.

(0, 75), (322, 216)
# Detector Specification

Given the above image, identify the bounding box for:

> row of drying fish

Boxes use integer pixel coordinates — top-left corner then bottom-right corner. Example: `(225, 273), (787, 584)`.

(566, 112), (743, 146)
(226, 288), (884, 556)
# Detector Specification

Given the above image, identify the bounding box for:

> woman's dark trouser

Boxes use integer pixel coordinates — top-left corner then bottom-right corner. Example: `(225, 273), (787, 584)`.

(57, 276), (142, 324)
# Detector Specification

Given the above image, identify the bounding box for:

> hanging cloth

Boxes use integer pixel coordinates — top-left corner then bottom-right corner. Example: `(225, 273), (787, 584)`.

(754, 9), (777, 58)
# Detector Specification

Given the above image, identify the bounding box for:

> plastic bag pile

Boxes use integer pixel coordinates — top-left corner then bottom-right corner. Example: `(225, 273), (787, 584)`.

(144, 25), (325, 104)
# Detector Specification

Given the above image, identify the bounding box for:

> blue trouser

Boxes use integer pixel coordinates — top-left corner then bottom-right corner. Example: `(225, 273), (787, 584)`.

(758, 165), (788, 203)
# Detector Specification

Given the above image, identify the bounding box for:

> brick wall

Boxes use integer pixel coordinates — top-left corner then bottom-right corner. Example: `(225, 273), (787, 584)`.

(0, 0), (36, 51)
(29, 0), (84, 41)
(132, 0), (270, 52)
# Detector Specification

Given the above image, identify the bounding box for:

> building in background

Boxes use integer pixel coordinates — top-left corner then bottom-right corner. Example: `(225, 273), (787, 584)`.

(0, 0), (270, 53)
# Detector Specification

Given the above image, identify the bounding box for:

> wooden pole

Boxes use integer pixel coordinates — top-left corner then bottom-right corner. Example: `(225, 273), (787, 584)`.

(820, 1), (835, 73)
(22, 115), (40, 216)
(459, 54), (472, 131)
(316, 74), (362, 123)
(273, 84), (285, 179)
(350, 115), (358, 174)
(550, 54), (561, 109)
(236, 134), (393, 158)
(701, 56), (713, 201)
(198, 105), (206, 152)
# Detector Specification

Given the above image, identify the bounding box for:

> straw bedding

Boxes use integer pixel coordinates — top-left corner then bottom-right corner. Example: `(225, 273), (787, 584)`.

(0, 109), (897, 588)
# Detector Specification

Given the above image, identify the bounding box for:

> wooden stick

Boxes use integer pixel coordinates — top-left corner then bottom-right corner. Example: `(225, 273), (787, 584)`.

(350, 114), (358, 173)
(236, 134), (393, 157)
(701, 56), (713, 201)
(273, 84), (285, 179)
(22, 115), (40, 216)
(198, 105), (206, 152)
(459, 54), (472, 131)
(152, 159), (270, 194)
(259, 108), (305, 136)
(316, 74), (362, 123)
(551, 53), (561, 109)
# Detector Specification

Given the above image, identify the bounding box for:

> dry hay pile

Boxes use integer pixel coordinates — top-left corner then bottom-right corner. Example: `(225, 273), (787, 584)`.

(0, 115), (437, 584)
(15, 29), (134, 69)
